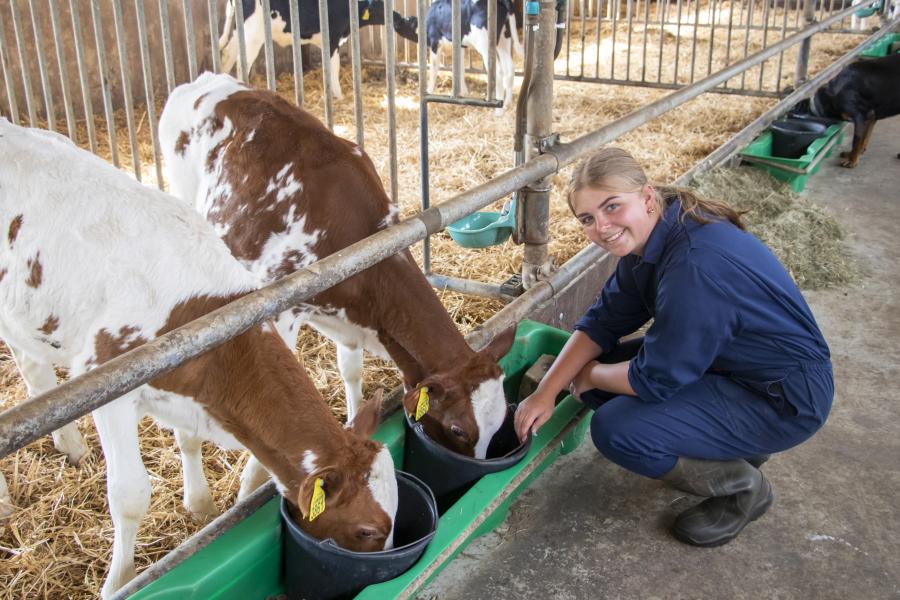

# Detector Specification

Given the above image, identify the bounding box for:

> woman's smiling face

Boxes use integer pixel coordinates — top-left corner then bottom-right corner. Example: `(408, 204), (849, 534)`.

(571, 184), (660, 257)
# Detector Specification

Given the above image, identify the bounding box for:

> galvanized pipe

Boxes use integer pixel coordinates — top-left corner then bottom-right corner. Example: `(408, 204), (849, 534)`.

(0, 4), (875, 461)
(157, 0), (176, 93)
(0, 8), (21, 124)
(487, 0), (496, 101)
(207, 0), (221, 73)
(90, 0), (119, 168)
(349, 0), (364, 147)
(426, 275), (514, 300)
(385, 0), (399, 203)
(235, 0), (249, 82)
(452, 0), (462, 96)
(289, 0), (304, 106)
(9, 0), (37, 124)
(133, 0), (164, 187)
(318, 0), (334, 129)
(69, 0), (97, 153)
(418, 0), (431, 274)
(27, 0), (56, 131)
(262, 0), (276, 91)
(795, 0), (817, 86)
(182, 0), (198, 81)
(46, 0), (75, 137)
(111, 0), (142, 180)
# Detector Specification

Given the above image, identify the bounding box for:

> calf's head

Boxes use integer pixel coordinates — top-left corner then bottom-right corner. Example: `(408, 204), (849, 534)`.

(294, 391), (398, 552)
(402, 326), (517, 459)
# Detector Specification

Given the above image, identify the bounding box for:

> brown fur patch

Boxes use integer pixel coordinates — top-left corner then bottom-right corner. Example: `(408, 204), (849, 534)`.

(39, 315), (59, 334)
(93, 325), (148, 365)
(8, 214), (23, 245)
(26, 253), (42, 288)
(175, 131), (190, 156)
(0, 267), (6, 283)
(193, 92), (208, 110)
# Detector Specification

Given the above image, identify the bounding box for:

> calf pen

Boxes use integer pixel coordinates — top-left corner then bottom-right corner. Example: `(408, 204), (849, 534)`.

(0, 0), (896, 596)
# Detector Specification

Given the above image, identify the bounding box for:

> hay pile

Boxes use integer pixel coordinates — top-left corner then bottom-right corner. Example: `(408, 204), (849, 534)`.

(692, 166), (856, 289)
(0, 23), (863, 598)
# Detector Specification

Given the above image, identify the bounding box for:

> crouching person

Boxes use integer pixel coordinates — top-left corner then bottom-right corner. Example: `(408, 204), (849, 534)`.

(514, 148), (833, 547)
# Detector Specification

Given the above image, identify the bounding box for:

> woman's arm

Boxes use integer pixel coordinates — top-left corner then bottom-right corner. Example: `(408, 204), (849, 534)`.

(571, 360), (635, 398)
(514, 330), (601, 441)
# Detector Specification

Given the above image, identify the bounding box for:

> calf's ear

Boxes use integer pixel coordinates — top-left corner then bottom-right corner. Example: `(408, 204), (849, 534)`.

(297, 466), (345, 518)
(349, 389), (384, 438)
(479, 324), (517, 363)
(402, 379), (446, 419)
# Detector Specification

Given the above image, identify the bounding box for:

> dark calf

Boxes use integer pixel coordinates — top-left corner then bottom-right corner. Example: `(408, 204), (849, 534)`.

(800, 53), (900, 168)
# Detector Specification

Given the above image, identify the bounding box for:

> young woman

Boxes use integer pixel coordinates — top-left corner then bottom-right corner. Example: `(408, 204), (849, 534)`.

(514, 148), (833, 547)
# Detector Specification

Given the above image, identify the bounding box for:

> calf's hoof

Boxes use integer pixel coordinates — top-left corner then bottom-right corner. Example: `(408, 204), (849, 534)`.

(840, 159), (859, 168)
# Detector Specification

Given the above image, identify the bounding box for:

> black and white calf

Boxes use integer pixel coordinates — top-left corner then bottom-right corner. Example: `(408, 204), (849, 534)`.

(219, 0), (419, 98)
(425, 0), (516, 110)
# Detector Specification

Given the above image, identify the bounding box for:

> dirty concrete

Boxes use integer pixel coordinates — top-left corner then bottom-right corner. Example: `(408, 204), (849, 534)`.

(419, 115), (900, 600)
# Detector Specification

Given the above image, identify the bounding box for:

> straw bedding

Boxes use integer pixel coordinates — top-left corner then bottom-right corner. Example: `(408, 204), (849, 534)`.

(0, 21), (864, 598)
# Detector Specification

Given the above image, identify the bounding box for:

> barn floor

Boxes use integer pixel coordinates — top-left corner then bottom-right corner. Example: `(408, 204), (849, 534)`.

(419, 116), (900, 600)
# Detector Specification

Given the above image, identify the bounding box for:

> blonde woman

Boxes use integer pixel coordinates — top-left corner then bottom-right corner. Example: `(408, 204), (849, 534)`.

(514, 148), (833, 547)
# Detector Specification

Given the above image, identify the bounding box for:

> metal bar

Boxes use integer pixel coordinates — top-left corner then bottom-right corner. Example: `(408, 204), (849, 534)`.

(157, 0), (176, 93)
(182, 0), (198, 81)
(625, 0), (634, 79)
(69, 0), (97, 153)
(0, 7), (19, 124)
(349, 0), (364, 147)
(757, 0), (771, 90)
(580, 0), (587, 77)
(262, 0), (276, 91)
(565, 0), (573, 75)
(90, 0), (119, 167)
(0, 5), (869, 460)
(208, 0), (221, 73)
(10, 0), (37, 125)
(706, 0), (718, 78)
(594, 0), (603, 79)
(551, 72), (780, 96)
(235, 0), (249, 82)
(426, 275), (514, 300)
(290, 0), (304, 106)
(111, 0), (141, 180)
(673, 0), (682, 83)
(640, 0), (651, 81)
(689, 0), (701, 82)
(452, 0), (462, 96)
(134, 0), (164, 187)
(318, 0), (334, 129)
(47, 0), (74, 136)
(775, 0), (789, 94)
(423, 94), (505, 107)
(739, 0), (755, 89)
(27, 0), (56, 130)
(610, 0), (619, 78)
(657, 0), (667, 82)
(418, 0), (431, 274)
(794, 0), (817, 86)
(385, 0), (399, 203)
(488, 0), (496, 101)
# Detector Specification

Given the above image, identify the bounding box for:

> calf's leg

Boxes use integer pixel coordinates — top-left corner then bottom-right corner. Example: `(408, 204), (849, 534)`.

(174, 429), (217, 520)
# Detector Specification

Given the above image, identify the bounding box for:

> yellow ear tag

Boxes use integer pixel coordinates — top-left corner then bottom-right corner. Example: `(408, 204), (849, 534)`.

(415, 387), (430, 421)
(362, 8), (370, 20)
(308, 478), (326, 522)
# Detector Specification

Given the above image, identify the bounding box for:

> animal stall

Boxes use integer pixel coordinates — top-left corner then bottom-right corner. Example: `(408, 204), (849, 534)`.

(0, 0), (892, 596)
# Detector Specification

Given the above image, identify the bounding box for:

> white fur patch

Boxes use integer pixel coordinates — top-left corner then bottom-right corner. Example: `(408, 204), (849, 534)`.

(470, 376), (507, 460)
(302, 450), (318, 474)
(368, 447), (398, 550)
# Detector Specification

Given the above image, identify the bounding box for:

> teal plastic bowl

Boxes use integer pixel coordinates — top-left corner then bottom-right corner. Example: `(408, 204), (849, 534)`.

(447, 200), (516, 248)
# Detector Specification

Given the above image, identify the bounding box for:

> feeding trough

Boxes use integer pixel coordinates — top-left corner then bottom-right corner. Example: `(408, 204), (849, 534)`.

(770, 118), (829, 159)
(446, 199), (516, 248)
(281, 471), (437, 600)
(403, 403), (532, 512)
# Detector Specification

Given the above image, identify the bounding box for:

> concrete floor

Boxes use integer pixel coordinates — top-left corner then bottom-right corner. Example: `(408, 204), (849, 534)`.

(420, 116), (900, 600)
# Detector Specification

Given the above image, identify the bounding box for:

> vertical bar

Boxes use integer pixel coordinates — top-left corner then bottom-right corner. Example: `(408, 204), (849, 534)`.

(756, 0), (771, 90)
(722, 0), (735, 87)
(317, 0), (333, 129)
(385, 0), (399, 204)
(47, 1), (74, 136)
(487, 0), (496, 102)
(625, 0), (634, 80)
(261, 0), (276, 91)
(28, 0), (56, 130)
(774, 0), (789, 94)
(417, 0), (431, 274)
(640, 0), (650, 81)
(705, 0), (716, 78)
(89, 0), (119, 167)
(182, 0), (198, 81)
(235, 0), (249, 82)
(673, 0), (682, 83)
(69, 0), (97, 153)
(452, 0), (462, 96)
(349, 0), (364, 146)
(208, 0), (221, 73)
(793, 0), (815, 86)
(565, 0), (573, 76)
(610, 0), (619, 78)
(10, 0), (37, 125)
(739, 0), (754, 89)
(289, 0), (304, 106)
(580, 0), (587, 77)
(111, 0), (141, 179)
(134, 0), (164, 187)
(157, 0), (176, 93)
(688, 0), (700, 83)
(594, 0), (603, 78)
(656, 0), (666, 82)
(0, 7), (21, 124)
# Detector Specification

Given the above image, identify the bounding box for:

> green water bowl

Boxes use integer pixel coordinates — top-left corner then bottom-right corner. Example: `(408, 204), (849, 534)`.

(447, 202), (516, 248)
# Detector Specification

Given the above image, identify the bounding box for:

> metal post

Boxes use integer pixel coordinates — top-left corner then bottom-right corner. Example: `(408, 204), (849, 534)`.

(111, 0), (141, 180)
(47, 1), (75, 137)
(261, 0), (276, 91)
(207, 0), (221, 73)
(289, 0), (304, 106)
(350, 0), (364, 146)
(522, 0), (556, 290)
(157, 0), (176, 93)
(418, 0), (432, 274)
(69, 0), (97, 153)
(89, 0), (119, 167)
(794, 0), (816, 86)
(318, 0), (334, 129)
(182, 0), (198, 81)
(0, 8), (20, 124)
(27, 0), (56, 131)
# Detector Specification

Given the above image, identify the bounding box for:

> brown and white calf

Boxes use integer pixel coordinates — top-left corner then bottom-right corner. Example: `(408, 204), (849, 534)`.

(159, 72), (514, 460)
(0, 118), (397, 598)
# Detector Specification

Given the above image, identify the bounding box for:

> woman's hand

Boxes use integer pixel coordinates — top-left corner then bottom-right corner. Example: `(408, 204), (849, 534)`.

(514, 390), (557, 443)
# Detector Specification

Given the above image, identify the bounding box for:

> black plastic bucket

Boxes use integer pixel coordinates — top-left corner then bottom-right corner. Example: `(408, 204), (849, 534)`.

(770, 118), (828, 158)
(281, 471), (437, 600)
(786, 111), (842, 129)
(403, 404), (532, 512)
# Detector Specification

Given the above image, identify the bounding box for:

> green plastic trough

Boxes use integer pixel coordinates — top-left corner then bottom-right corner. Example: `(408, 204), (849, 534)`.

(128, 320), (589, 600)
(861, 32), (900, 57)
(738, 123), (846, 192)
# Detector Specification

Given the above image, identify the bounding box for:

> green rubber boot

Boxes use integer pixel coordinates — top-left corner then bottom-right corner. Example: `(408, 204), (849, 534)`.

(662, 457), (774, 547)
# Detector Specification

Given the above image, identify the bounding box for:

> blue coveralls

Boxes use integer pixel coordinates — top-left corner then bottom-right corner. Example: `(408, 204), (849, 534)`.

(575, 200), (833, 479)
